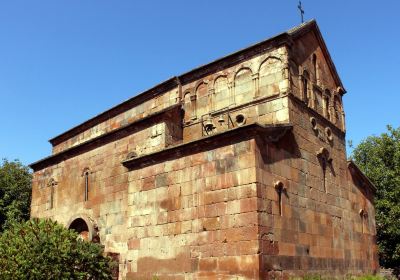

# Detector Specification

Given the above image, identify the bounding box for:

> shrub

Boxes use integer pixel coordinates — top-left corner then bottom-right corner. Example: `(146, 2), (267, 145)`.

(351, 126), (400, 268)
(0, 218), (114, 280)
(0, 159), (32, 231)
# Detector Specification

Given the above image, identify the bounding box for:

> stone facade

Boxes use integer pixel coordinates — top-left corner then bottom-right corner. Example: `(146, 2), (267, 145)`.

(30, 20), (378, 279)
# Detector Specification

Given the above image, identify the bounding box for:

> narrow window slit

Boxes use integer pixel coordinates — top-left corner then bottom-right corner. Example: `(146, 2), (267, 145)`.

(302, 70), (310, 105)
(274, 181), (286, 216)
(84, 172), (89, 201)
(50, 184), (54, 208)
(317, 148), (331, 194)
(359, 209), (367, 234)
(48, 178), (58, 209)
(82, 168), (91, 202)
(312, 54), (318, 84)
(322, 157), (327, 193)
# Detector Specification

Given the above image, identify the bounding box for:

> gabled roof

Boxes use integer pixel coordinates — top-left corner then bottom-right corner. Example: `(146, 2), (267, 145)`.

(288, 20), (345, 93)
(48, 19), (344, 147)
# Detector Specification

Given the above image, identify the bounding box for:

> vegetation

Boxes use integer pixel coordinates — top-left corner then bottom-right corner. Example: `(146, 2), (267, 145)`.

(0, 159), (32, 231)
(345, 276), (384, 280)
(0, 218), (114, 280)
(293, 275), (389, 280)
(351, 125), (400, 269)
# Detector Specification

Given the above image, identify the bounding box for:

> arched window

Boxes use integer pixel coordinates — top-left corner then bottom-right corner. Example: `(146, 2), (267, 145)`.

(312, 54), (318, 84)
(359, 209), (368, 234)
(317, 147), (331, 193)
(302, 70), (310, 105)
(334, 95), (342, 126)
(324, 90), (331, 120)
(183, 92), (192, 122)
(213, 76), (230, 111)
(234, 68), (253, 105)
(259, 57), (283, 98)
(195, 83), (209, 118)
(314, 89), (323, 114)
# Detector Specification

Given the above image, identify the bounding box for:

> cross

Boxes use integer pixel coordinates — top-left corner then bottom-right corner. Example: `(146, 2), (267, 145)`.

(298, 1), (305, 23)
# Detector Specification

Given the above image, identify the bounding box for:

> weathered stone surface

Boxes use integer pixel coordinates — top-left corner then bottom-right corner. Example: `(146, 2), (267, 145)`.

(30, 20), (378, 279)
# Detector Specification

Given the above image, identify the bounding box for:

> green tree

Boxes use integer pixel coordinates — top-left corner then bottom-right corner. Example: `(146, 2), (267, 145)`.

(0, 159), (32, 230)
(0, 218), (114, 279)
(351, 125), (400, 268)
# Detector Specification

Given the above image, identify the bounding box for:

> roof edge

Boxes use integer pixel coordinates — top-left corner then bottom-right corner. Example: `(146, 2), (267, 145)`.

(347, 160), (377, 194)
(31, 104), (181, 171)
(49, 77), (179, 146)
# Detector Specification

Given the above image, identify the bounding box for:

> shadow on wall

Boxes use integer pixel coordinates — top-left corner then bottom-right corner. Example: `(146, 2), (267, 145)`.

(256, 131), (301, 166)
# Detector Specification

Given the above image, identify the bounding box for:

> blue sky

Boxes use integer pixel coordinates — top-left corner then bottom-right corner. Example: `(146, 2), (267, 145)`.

(0, 0), (399, 166)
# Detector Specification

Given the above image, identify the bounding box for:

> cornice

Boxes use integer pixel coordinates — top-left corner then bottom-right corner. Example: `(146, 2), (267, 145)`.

(30, 104), (181, 171)
(122, 123), (293, 170)
(49, 77), (179, 147)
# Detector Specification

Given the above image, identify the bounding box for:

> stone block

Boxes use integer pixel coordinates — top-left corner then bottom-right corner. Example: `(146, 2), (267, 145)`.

(202, 217), (221, 231)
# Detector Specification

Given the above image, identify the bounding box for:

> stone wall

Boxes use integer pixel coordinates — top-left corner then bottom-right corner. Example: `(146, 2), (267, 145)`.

(30, 21), (378, 279)
(31, 116), (181, 225)
(182, 46), (290, 142)
(289, 29), (345, 132)
(125, 138), (260, 279)
(52, 88), (180, 154)
(254, 97), (378, 278)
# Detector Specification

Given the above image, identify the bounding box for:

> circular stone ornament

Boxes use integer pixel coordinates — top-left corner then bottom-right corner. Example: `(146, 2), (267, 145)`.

(235, 114), (246, 126)
(325, 127), (333, 141)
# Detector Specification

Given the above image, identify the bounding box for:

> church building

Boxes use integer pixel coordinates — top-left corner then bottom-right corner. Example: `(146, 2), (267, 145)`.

(30, 20), (379, 279)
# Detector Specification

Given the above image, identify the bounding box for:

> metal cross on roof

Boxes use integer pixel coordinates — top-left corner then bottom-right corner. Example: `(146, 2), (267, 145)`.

(298, 1), (305, 23)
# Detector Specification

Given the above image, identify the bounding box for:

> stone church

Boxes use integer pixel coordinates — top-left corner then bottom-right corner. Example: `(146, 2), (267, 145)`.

(30, 20), (379, 279)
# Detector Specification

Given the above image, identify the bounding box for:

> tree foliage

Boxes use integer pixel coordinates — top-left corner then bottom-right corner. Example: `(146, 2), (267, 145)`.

(0, 159), (32, 231)
(351, 125), (400, 268)
(0, 218), (114, 279)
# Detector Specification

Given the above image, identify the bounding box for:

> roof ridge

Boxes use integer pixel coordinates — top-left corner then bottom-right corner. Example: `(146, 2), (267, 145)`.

(287, 19), (316, 34)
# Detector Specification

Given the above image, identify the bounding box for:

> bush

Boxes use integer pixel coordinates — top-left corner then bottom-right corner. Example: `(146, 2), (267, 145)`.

(291, 275), (386, 280)
(0, 159), (32, 231)
(351, 125), (400, 268)
(0, 218), (114, 280)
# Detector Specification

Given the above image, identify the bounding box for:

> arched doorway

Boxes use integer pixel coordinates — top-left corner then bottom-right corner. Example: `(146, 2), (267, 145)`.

(69, 218), (90, 241)
(66, 215), (98, 242)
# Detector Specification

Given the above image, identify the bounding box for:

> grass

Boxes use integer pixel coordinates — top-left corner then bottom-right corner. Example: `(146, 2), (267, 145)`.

(291, 275), (392, 280)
